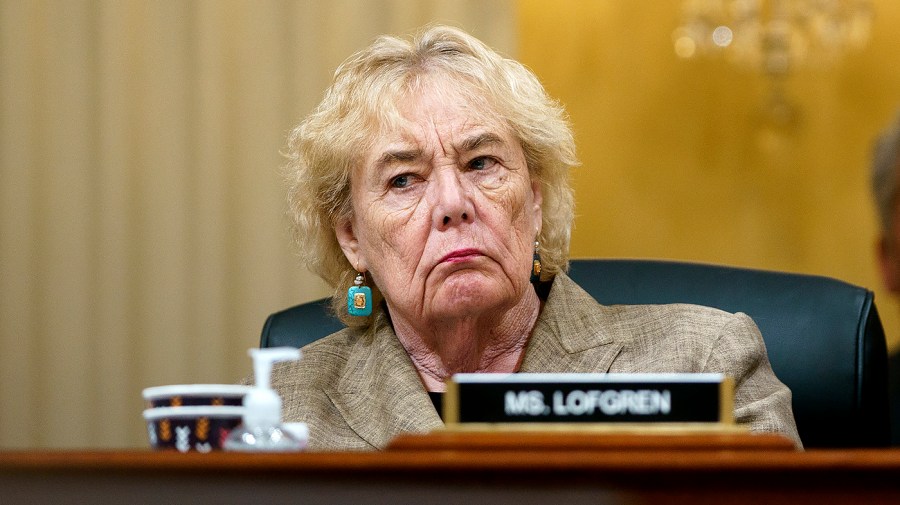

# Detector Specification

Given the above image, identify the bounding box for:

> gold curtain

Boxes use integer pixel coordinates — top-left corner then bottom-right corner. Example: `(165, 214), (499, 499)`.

(0, 0), (515, 449)
(518, 0), (900, 350)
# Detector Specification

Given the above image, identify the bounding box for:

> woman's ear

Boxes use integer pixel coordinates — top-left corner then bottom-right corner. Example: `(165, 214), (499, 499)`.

(335, 218), (367, 271)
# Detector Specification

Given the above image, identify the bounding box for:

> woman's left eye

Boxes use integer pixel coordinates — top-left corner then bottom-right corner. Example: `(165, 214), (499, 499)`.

(468, 156), (497, 171)
(390, 174), (412, 188)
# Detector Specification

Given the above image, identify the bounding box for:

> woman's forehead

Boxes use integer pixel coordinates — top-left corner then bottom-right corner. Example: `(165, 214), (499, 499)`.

(378, 83), (509, 144)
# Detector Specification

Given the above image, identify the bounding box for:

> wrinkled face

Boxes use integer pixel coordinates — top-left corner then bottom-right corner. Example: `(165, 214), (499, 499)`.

(336, 79), (542, 326)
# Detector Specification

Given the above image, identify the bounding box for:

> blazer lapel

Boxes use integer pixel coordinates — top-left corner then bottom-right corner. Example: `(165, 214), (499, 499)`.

(325, 320), (442, 449)
(521, 273), (623, 373)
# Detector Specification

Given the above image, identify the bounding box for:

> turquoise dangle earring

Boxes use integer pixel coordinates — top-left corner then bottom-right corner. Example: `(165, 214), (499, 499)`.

(530, 241), (542, 284)
(347, 270), (372, 317)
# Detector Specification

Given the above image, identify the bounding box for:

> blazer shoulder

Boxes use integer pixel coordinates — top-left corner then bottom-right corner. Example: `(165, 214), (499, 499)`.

(269, 326), (363, 388)
(302, 326), (363, 358)
(602, 302), (742, 337)
(539, 273), (744, 353)
(604, 303), (757, 373)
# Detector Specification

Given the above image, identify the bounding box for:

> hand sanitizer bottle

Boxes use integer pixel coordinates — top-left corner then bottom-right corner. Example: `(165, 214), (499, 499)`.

(223, 347), (307, 452)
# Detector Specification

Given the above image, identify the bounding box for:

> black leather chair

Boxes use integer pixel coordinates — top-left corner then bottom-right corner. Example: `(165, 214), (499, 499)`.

(260, 258), (892, 448)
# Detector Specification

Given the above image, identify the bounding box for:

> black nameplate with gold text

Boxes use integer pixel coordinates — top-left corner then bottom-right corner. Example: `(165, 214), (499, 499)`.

(444, 373), (734, 425)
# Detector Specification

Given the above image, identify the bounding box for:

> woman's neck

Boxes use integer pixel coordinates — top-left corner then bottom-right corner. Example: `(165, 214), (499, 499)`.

(390, 288), (542, 392)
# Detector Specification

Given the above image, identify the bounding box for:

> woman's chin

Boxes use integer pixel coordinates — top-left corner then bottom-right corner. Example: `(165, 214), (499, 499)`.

(427, 273), (519, 319)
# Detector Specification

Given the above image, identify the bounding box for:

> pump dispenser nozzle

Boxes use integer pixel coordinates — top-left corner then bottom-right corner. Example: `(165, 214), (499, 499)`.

(251, 347), (298, 390)
(223, 347), (306, 452)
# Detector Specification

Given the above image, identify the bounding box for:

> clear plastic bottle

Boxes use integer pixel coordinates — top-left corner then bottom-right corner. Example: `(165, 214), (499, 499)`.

(224, 347), (308, 452)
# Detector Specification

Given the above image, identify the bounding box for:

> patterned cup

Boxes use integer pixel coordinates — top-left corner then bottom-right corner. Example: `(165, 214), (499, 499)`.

(142, 384), (252, 408)
(143, 406), (244, 452)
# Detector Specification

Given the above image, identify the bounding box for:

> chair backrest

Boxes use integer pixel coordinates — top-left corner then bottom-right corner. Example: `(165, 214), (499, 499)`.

(260, 258), (891, 448)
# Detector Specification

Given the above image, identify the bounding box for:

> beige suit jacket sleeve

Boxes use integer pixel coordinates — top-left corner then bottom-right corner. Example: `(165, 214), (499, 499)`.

(703, 312), (801, 445)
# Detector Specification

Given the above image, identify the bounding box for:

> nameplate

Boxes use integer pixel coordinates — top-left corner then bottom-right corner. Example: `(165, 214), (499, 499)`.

(444, 373), (734, 425)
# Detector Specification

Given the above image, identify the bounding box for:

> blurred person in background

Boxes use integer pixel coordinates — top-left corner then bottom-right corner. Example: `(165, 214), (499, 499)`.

(872, 109), (900, 445)
(874, 110), (900, 295)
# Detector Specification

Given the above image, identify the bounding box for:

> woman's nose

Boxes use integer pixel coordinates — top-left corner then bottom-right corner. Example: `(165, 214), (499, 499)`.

(432, 171), (474, 229)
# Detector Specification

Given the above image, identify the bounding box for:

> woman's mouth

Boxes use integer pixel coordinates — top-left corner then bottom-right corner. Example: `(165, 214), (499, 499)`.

(439, 248), (483, 263)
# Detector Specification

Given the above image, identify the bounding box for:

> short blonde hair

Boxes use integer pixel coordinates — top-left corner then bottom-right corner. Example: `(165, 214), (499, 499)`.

(285, 25), (578, 327)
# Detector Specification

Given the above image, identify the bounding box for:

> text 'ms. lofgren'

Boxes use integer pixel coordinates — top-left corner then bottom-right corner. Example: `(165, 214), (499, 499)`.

(504, 389), (672, 417)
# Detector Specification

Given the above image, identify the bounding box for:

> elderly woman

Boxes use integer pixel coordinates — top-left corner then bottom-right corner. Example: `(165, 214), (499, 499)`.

(273, 25), (801, 450)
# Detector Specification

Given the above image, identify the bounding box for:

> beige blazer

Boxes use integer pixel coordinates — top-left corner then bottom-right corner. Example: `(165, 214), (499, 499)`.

(270, 273), (802, 450)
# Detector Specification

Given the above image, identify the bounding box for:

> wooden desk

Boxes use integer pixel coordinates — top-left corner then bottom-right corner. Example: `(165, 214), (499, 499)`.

(2, 433), (899, 504)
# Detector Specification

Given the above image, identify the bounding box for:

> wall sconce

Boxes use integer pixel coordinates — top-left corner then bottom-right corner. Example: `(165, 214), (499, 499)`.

(672, 0), (873, 128)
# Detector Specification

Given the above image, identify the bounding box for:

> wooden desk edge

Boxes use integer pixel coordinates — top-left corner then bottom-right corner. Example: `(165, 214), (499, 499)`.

(387, 429), (794, 452)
